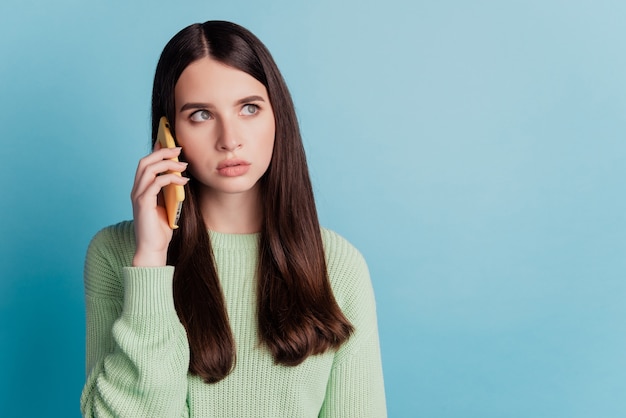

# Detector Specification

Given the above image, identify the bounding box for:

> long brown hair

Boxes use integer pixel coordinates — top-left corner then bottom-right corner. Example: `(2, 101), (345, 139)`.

(151, 21), (353, 383)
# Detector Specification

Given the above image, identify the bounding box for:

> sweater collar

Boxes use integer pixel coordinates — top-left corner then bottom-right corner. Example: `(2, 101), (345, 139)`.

(208, 230), (260, 250)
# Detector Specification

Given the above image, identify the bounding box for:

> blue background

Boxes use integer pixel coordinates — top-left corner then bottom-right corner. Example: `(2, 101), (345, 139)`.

(1, 0), (625, 417)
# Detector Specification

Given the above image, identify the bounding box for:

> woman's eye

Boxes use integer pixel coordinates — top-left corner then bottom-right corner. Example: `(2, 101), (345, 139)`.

(190, 110), (211, 122)
(241, 104), (259, 116)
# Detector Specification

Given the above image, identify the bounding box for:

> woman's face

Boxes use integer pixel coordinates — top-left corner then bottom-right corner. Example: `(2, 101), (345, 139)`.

(174, 56), (275, 198)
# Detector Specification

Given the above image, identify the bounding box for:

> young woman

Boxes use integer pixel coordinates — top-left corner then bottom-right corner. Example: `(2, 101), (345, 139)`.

(80, 20), (386, 417)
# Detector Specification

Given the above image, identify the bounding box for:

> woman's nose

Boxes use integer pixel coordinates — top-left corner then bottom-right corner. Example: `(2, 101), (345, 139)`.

(216, 119), (242, 151)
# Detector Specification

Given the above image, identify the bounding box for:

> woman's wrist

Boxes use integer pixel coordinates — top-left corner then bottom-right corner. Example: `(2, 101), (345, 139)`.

(132, 249), (168, 267)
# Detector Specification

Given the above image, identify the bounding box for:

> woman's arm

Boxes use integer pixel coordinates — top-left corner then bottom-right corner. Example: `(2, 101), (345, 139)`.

(319, 230), (387, 418)
(319, 327), (387, 417)
(81, 145), (191, 416)
(80, 223), (190, 418)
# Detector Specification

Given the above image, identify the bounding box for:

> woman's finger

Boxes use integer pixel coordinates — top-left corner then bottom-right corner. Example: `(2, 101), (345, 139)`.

(133, 173), (189, 208)
(132, 154), (187, 198)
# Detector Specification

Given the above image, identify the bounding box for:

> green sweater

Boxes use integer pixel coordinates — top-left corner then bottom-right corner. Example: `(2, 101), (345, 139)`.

(80, 221), (386, 417)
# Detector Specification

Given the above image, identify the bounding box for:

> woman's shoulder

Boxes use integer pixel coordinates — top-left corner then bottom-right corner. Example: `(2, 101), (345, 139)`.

(320, 227), (372, 296)
(84, 220), (136, 298)
(320, 227), (366, 264)
(320, 227), (379, 350)
(88, 220), (136, 253)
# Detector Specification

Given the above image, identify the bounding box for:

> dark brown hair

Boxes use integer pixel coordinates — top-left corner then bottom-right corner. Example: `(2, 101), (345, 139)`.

(151, 21), (353, 383)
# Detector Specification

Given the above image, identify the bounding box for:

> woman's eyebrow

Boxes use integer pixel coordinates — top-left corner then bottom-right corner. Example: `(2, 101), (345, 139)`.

(180, 102), (211, 112)
(235, 95), (265, 105)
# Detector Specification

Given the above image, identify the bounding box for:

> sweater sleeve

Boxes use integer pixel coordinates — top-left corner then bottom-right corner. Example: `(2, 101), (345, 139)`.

(80, 223), (190, 418)
(319, 230), (387, 418)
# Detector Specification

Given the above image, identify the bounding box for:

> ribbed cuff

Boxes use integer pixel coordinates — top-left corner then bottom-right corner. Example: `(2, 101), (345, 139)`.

(122, 266), (176, 315)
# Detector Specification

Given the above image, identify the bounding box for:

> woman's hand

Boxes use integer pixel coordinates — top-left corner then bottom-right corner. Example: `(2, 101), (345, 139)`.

(131, 145), (189, 267)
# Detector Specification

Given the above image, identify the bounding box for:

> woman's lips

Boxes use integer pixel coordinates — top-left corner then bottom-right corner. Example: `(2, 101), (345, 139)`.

(217, 159), (251, 177)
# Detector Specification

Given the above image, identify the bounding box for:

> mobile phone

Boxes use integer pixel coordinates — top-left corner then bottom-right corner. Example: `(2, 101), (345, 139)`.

(156, 116), (185, 229)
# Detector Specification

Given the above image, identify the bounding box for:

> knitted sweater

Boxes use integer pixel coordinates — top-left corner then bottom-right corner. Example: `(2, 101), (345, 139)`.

(80, 221), (386, 417)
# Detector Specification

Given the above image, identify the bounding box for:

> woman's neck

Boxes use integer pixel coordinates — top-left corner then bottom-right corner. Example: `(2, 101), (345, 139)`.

(197, 186), (263, 234)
